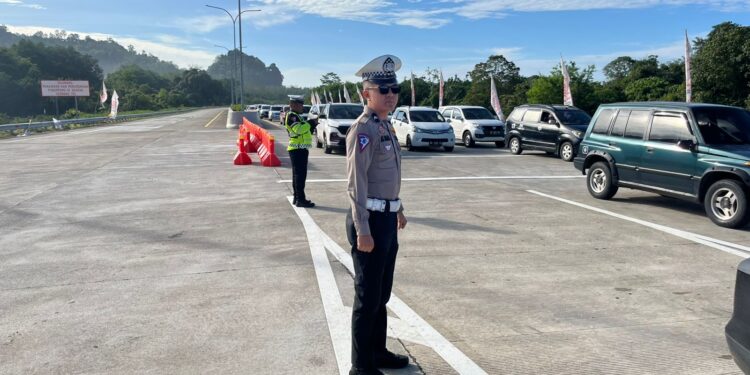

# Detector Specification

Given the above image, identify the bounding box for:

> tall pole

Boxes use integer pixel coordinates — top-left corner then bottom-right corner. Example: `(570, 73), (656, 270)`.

(238, 0), (244, 106)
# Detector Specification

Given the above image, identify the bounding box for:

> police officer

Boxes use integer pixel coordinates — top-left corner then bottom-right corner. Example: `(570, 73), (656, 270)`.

(285, 95), (317, 208)
(346, 55), (409, 375)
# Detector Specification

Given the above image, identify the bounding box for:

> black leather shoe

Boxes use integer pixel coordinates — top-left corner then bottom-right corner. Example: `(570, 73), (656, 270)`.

(296, 200), (315, 208)
(349, 367), (384, 375)
(374, 351), (409, 369)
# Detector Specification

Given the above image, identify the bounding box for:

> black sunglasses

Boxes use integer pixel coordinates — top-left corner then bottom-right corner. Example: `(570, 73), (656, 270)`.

(366, 85), (401, 95)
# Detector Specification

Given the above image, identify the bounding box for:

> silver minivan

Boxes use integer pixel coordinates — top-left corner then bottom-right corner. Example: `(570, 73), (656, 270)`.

(439, 105), (505, 147)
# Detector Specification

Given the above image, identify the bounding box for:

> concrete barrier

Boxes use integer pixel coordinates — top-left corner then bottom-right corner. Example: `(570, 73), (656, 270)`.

(244, 110), (261, 125)
(226, 109), (251, 129)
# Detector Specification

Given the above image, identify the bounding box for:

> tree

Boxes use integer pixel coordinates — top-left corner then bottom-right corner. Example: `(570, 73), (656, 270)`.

(320, 72), (341, 86)
(526, 63), (600, 114)
(463, 55), (524, 112)
(693, 22), (750, 107)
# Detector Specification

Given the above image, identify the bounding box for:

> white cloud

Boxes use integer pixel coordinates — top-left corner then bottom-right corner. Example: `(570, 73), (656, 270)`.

(0, 0), (45, 9)
(173, 15), (231, 33)
(5, 25), (217, 69)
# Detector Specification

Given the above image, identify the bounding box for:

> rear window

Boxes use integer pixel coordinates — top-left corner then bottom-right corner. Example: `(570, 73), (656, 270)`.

(649, 114), (692, 143)
(623, 110), (651, 139)
(271, 106), (282, 111)
(592, 109), (615, 135)
(522, 109), (541, 123)
(409, 110), (445, 122)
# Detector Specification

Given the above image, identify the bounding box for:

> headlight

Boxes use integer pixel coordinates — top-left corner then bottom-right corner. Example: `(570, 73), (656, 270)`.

(745, 161), (750, 166)
(411, 125), (425, 133)
(573, 131), (582, 137)
(470, 122), (480, 128)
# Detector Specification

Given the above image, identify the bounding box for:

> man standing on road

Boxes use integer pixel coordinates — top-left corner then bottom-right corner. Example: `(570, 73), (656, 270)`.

(346, 55), (409, 375)
(285, 95), (317, 208)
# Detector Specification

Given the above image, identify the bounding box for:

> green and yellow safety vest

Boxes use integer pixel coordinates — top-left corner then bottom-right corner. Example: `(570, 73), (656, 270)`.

(285, 112), (313, 151)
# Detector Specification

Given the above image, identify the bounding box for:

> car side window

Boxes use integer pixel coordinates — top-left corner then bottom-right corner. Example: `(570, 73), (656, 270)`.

(522, 109), (541, 123)
(509, 108), (526, 122)
(592, 109), (615, 135)
(611, 110), (630, 137)
(453, 110), (464, 120)
(649, 114), (692, 143)
(623, 110), (651, 139)
(402, 112), (410, 123)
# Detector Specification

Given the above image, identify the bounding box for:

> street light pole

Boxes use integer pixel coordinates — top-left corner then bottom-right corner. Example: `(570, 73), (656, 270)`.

(214, 44), (235, 105)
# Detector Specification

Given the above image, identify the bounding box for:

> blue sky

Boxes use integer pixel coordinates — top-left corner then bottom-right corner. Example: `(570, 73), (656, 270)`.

(2, 0), (750, 87)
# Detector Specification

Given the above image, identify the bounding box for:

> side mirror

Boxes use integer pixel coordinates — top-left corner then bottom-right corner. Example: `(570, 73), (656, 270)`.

(677, 139), (696, 151)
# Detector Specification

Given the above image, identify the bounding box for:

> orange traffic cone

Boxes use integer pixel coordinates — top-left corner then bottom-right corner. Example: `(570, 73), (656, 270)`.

(233, 138), (252, 165)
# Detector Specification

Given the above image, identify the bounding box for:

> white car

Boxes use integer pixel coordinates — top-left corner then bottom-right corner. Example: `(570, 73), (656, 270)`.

(391, 106), (455, 152)
(315, 103), (364, 154)
(269, 105), (283, 122)
(439, 106), (505, 147)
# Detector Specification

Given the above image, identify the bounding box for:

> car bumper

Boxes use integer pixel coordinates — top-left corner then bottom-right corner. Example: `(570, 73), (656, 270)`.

(411, 134), (455, 147)
(473, 131), (505, 142)
(573, 156), (586, 173)
(327, 133), (347, 149)
(727, 330), (750, 374)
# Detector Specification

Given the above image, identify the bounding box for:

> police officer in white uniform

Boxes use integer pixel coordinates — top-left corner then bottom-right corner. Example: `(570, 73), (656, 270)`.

(346, 55), (409, 375)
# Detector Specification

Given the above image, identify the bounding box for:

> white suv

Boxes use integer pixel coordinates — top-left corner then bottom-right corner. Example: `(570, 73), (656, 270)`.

(391, 106), (455, 152)
(315, 103), (364, 154)
(439, 106), (505, 147)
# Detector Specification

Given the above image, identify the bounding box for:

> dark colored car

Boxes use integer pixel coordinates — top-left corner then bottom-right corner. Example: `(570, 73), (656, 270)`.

(505, 104), (592, 161)
(574, 102), (750, 228)
(727, 258), (750, 374)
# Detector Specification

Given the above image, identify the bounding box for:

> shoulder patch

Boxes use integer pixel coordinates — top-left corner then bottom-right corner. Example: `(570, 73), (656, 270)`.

(355, 112), (371, 125)
(357, 133), (370, 152)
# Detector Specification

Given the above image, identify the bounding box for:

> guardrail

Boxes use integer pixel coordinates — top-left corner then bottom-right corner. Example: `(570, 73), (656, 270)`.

(0, 108), (201, 133)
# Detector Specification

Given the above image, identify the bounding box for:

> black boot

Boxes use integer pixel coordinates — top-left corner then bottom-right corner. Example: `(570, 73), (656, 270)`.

(374, 351), (409, 369)
(296, 199), (315, 208)
(349, 368), (383, 375)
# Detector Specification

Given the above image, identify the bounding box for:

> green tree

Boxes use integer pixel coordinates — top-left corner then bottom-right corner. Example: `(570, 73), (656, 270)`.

(693, 22), (750, 107)
(526, 63), (600, 114)
(463, 55), (524, 112)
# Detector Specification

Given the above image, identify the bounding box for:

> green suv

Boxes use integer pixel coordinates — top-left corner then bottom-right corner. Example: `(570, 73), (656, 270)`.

(574, 102), (750, 228)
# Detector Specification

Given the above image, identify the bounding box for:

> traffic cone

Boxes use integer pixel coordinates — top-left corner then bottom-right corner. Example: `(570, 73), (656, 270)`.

(233, 138), (252, 165)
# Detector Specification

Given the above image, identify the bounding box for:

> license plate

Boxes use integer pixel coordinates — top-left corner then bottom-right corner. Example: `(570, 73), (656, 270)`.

(488, 131), (502, 136)
(429, 141), (441, 146)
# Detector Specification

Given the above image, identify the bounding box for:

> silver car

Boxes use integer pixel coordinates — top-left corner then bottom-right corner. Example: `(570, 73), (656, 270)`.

(439, 105), (506, 147)
(391, 106), (455, 152)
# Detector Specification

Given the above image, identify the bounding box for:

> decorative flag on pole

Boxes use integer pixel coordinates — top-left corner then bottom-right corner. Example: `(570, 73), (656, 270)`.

(99, 81), (108, 108)
(328, 90), (333, 103)
(52, 117), (62, 130)
(338, 89), (342, 103)
(685, 30), (692, 103)
(438, 70), (444, 108)
(316, 91), (322, 105)
(109, 90), (119, 119)
(357, 83), (365, 105)
(343, 85), (351, 103)
(410, 71), (416, 107)
(561, 57), (574, 106)
(490, 75), (505, 122)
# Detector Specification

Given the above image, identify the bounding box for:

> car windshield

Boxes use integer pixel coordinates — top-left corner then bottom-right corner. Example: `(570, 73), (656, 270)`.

(303, 106), (311, 114)
(271, 106), (282, 111)
(329, 105), (364, 119)
(410, 110), (445, 122)
(693, 107), (750, 145)
(463, 108), (495, 120)
(555, 109), (591, 125)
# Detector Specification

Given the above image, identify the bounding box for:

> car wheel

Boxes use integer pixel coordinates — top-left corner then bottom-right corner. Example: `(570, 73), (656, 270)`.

(509, 137), (522, 155)
(443, 146), (454, 152)
(323, 136), (332, 154)
(560, 141), (575, 162)
(463, 131), (475, 147)
(587, 161), (618, 200)
(495, 141), (505, 148)
(406, 135), (415, 151)
(704, 179), (749, 228)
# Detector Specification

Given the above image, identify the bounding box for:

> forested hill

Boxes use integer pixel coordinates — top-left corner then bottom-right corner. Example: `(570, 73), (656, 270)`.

(0, 26), (181, 76)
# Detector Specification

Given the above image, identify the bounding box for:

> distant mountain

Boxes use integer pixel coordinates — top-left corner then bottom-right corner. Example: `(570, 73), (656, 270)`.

(207, 50), (284, 87)
(0, 26), (181, 76)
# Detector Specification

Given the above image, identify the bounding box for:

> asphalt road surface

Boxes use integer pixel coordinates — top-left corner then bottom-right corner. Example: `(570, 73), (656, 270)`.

(2, 109), (749, 374)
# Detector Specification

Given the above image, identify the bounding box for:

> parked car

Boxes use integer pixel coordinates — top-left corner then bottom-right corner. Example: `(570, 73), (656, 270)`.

(439, 105), (505, 148)
(260, 105), (271, 119)
(505, 104), (592, 161)
(269, 105), (283, 122)
(727, 258), (750, 373)
(279, 105), (291, 123)
(246, 105), (258, 111)
(574, 102), (750, 228)
(315, 103), (364, 154)
(391, 106), (455, 152)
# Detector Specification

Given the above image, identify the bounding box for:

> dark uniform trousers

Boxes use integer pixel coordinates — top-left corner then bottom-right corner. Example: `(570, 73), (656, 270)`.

(347, 209), (399, 369)
(288, 148), (309, 202)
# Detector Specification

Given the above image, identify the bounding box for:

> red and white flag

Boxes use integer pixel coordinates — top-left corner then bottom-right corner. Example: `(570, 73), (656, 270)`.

(561, 57), (574, 106)
(685, 30), (692, 103)
(99, 81), (108, 106)
(410, 71), (416, 106)
(343, 85), (351, 103)
(357, 83), (365, 105)
(438, 70), (444, 108)
(109, 90), (119, 119)
(490, 75), (505, 121)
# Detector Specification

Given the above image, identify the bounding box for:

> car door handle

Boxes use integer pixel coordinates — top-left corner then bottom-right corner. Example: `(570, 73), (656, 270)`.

(646, 147), (654, 153)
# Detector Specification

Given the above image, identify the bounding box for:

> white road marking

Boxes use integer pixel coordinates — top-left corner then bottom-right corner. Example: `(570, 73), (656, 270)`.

(279, 175), (585, 183)
(527, 189), (750, 258)
(291, 197), (487, 375)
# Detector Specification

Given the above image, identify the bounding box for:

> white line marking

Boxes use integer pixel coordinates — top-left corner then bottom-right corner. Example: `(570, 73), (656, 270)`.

(279, 175), (585, 183)
(527, 190), (750, 258)
(300, 201), (487, 375)
(288, 196), (351, 375)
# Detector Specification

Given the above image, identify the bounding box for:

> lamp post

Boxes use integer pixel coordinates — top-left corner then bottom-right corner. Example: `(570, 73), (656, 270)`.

(205, 4), (260, 107)
(213, 44), (235, 105)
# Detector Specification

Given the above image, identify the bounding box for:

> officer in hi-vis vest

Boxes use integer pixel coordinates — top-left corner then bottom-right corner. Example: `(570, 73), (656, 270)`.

(345, 55), (409, 375)
(285, 95), (317, 208)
